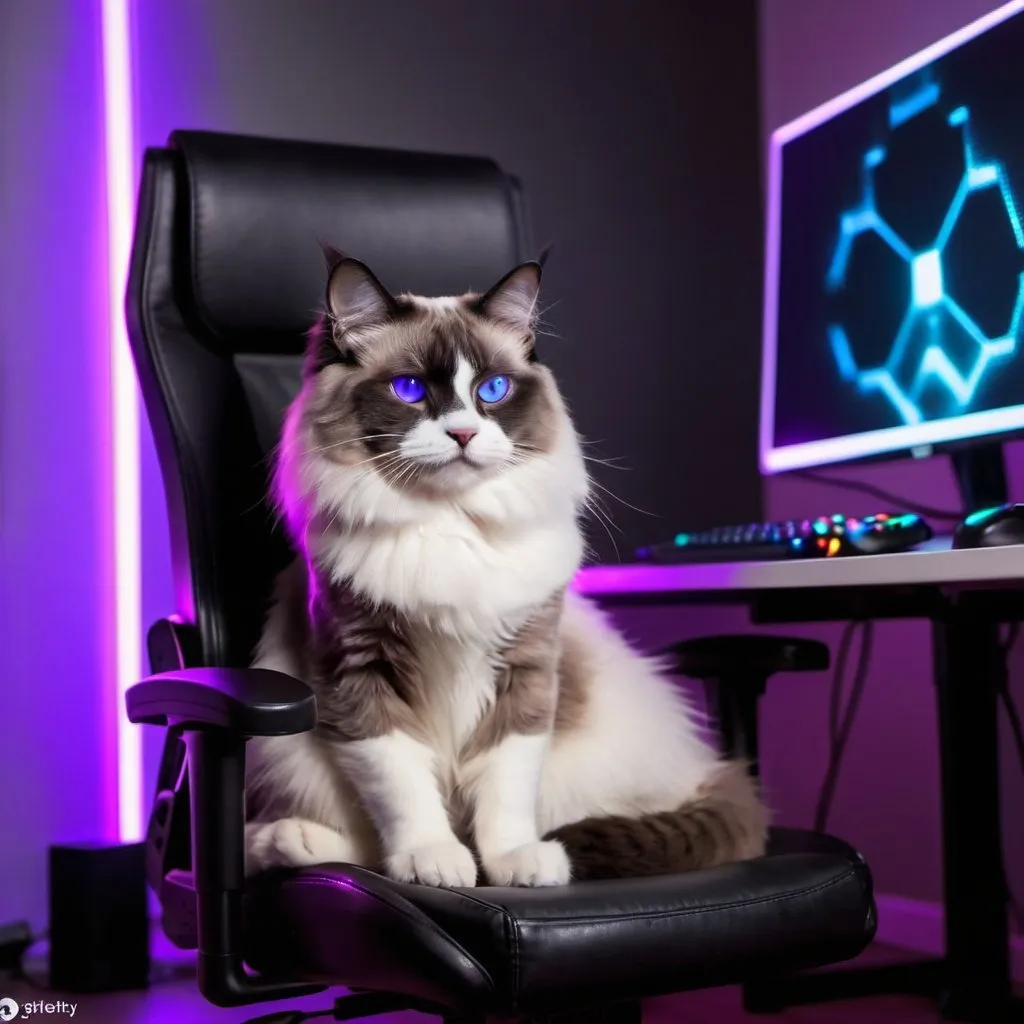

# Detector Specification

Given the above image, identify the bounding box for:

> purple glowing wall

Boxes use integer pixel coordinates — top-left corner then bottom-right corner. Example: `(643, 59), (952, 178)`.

(0, 0), (217, 926)
(0, 0), (118, 922)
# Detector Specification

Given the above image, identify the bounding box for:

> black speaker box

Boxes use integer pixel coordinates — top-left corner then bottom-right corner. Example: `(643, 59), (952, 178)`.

(49, 841), (150, 992)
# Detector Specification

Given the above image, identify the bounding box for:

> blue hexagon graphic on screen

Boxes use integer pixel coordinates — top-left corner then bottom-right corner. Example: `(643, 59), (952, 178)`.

(826, 80), (1024, 425)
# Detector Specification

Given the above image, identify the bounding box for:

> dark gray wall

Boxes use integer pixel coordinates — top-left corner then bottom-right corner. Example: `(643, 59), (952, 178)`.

(135, 0), (764, 575)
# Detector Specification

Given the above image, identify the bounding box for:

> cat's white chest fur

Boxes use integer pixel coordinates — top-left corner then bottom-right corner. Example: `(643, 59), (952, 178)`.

(413, 631), (497, 759)
(316, 504), (583, 642)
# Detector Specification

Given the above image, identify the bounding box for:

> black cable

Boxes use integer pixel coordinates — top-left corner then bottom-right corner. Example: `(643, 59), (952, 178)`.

(1001, 685), (1024, 935)
(828, 620), (858, 750)
(997, 623), (1024, 933)
(998, 622), (1022, 781)
(7, 930), (48, 992)
(815, 621), (875, 834)
(794, 469), (964, 522)
(243, 1009), (332, 1024)
(815, 621), (857, 833)
(1000, 674), (1024, 774)
(11, 966), (48, 992)
(814, 617), (1020, 919)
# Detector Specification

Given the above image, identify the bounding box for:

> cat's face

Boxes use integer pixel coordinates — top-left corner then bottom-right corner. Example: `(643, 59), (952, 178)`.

(300, 255), (564, 497)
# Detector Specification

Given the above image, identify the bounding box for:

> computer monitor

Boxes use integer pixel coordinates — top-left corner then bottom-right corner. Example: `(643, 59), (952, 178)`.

(761, 1), (1024, 509)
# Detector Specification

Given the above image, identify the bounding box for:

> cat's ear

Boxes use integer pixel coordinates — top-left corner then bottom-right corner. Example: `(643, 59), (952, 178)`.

(324, 255), (397, 338)
(319, 240), (348, 272)
(475, 262), (542, 332)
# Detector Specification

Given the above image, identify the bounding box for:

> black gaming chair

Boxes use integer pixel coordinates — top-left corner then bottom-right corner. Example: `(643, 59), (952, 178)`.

(124, 129), (875, 1023)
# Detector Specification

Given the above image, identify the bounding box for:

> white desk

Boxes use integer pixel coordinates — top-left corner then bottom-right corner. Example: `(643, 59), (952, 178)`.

(574, 540), (1024, 1020)
(575, 536), (1024, 599)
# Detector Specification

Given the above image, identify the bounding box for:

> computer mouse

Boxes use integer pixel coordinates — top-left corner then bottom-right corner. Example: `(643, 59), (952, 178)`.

(952, 503), (1024, 549)
(845, 512), (933, 554)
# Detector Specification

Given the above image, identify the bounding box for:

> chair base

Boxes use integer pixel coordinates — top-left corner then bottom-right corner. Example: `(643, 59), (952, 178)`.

(742, 958), (944, 1012)
(242, 991), (442, 1023)
(241, 994), (643, 1024)
(743, 959), (1024, 1022)
(444, 1003), (642, 1023)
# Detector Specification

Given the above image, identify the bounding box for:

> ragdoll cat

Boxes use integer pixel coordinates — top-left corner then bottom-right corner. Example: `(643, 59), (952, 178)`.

(244, 248), (767, 887)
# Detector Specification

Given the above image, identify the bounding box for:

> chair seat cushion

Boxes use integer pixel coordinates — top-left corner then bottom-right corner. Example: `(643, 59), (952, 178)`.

(239, 827), (874, 1016)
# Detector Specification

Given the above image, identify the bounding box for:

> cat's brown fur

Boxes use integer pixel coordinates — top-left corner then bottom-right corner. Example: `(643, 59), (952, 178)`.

(546, 761), (768, 880)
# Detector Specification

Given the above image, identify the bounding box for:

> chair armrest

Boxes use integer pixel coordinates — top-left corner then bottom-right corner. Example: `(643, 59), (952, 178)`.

(661, 635), (829, 779)
(126, 664), (323, 1006)
(661, 635), (830, 679)
(126, 667), (316, 736)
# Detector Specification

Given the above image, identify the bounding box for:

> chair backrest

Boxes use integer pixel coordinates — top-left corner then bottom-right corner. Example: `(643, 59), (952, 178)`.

(127, 129), (531, 670)
(126, 131), (531, 896)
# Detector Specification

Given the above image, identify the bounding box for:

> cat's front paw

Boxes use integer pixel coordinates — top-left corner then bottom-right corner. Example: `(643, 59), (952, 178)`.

(482, 839), (571, 887)
(245, 818), (354, 875)
(386, 840), (478, 887)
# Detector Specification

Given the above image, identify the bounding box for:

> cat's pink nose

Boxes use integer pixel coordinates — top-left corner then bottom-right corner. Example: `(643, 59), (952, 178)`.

(447, 428), (478, 449)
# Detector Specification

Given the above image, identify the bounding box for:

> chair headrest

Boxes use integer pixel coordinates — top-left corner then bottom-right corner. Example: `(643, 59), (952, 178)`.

(169, 130), (524, 354)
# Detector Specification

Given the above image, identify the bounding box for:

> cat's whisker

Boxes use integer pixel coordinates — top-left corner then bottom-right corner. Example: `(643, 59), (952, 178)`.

(584, 496), (623, 538)
(533, 299), (563, 340)
(534, 326), (562, 341)
(393, 462), (419, 491)
(589, 479), (658, 517)
(348, 449), (406, 470)
(584, 498), (622, 560)
(321, 505), (342, 536)
(575, 437), (630, 469)
(377, 460), (401, 487)
(313, 497), (346, 539)
(307, 433), (405, 455)
(585, 504), (623, 536)
(379, 455), (417, 492)
(583, 491), (616, 528)
(396, 463), (421, 500)
(381, 459), (420, 524)
(581, 454), (630, 471)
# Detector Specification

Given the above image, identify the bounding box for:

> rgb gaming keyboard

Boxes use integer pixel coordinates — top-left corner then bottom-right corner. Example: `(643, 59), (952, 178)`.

(636, 512), (933, 564)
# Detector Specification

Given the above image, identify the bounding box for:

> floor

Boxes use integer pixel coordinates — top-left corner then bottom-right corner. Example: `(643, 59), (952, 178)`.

(4, 944), (1007, 1024)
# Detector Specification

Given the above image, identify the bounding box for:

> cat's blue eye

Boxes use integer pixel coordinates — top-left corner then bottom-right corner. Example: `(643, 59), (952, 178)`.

(391, 376), (427, 403)
(477, 374), (511, 404)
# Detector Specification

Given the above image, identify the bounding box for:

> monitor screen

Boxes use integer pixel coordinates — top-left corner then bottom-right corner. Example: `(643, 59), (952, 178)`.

(761, 1), (1024, 474)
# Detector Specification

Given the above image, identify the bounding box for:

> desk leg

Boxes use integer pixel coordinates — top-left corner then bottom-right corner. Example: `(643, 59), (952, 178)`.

(932, 613), (1011, 1021)
(743, 610), (1019, 1021)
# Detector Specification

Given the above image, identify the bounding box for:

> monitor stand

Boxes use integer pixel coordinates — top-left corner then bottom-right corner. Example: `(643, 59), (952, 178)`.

(950, 442), (1008, 514)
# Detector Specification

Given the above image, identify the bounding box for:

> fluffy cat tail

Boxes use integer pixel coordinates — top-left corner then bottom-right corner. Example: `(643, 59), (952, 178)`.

(544, 761), (768, 882)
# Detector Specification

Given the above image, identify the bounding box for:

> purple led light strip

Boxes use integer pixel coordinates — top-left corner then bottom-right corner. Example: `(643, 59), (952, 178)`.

(100, 0), (143, 842)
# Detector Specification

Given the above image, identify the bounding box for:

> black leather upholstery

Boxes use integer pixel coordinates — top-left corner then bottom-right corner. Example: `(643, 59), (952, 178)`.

(171, 130), (527, 353)
(126, 130), (876, 1020)
(241, 829), (873, 1016)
